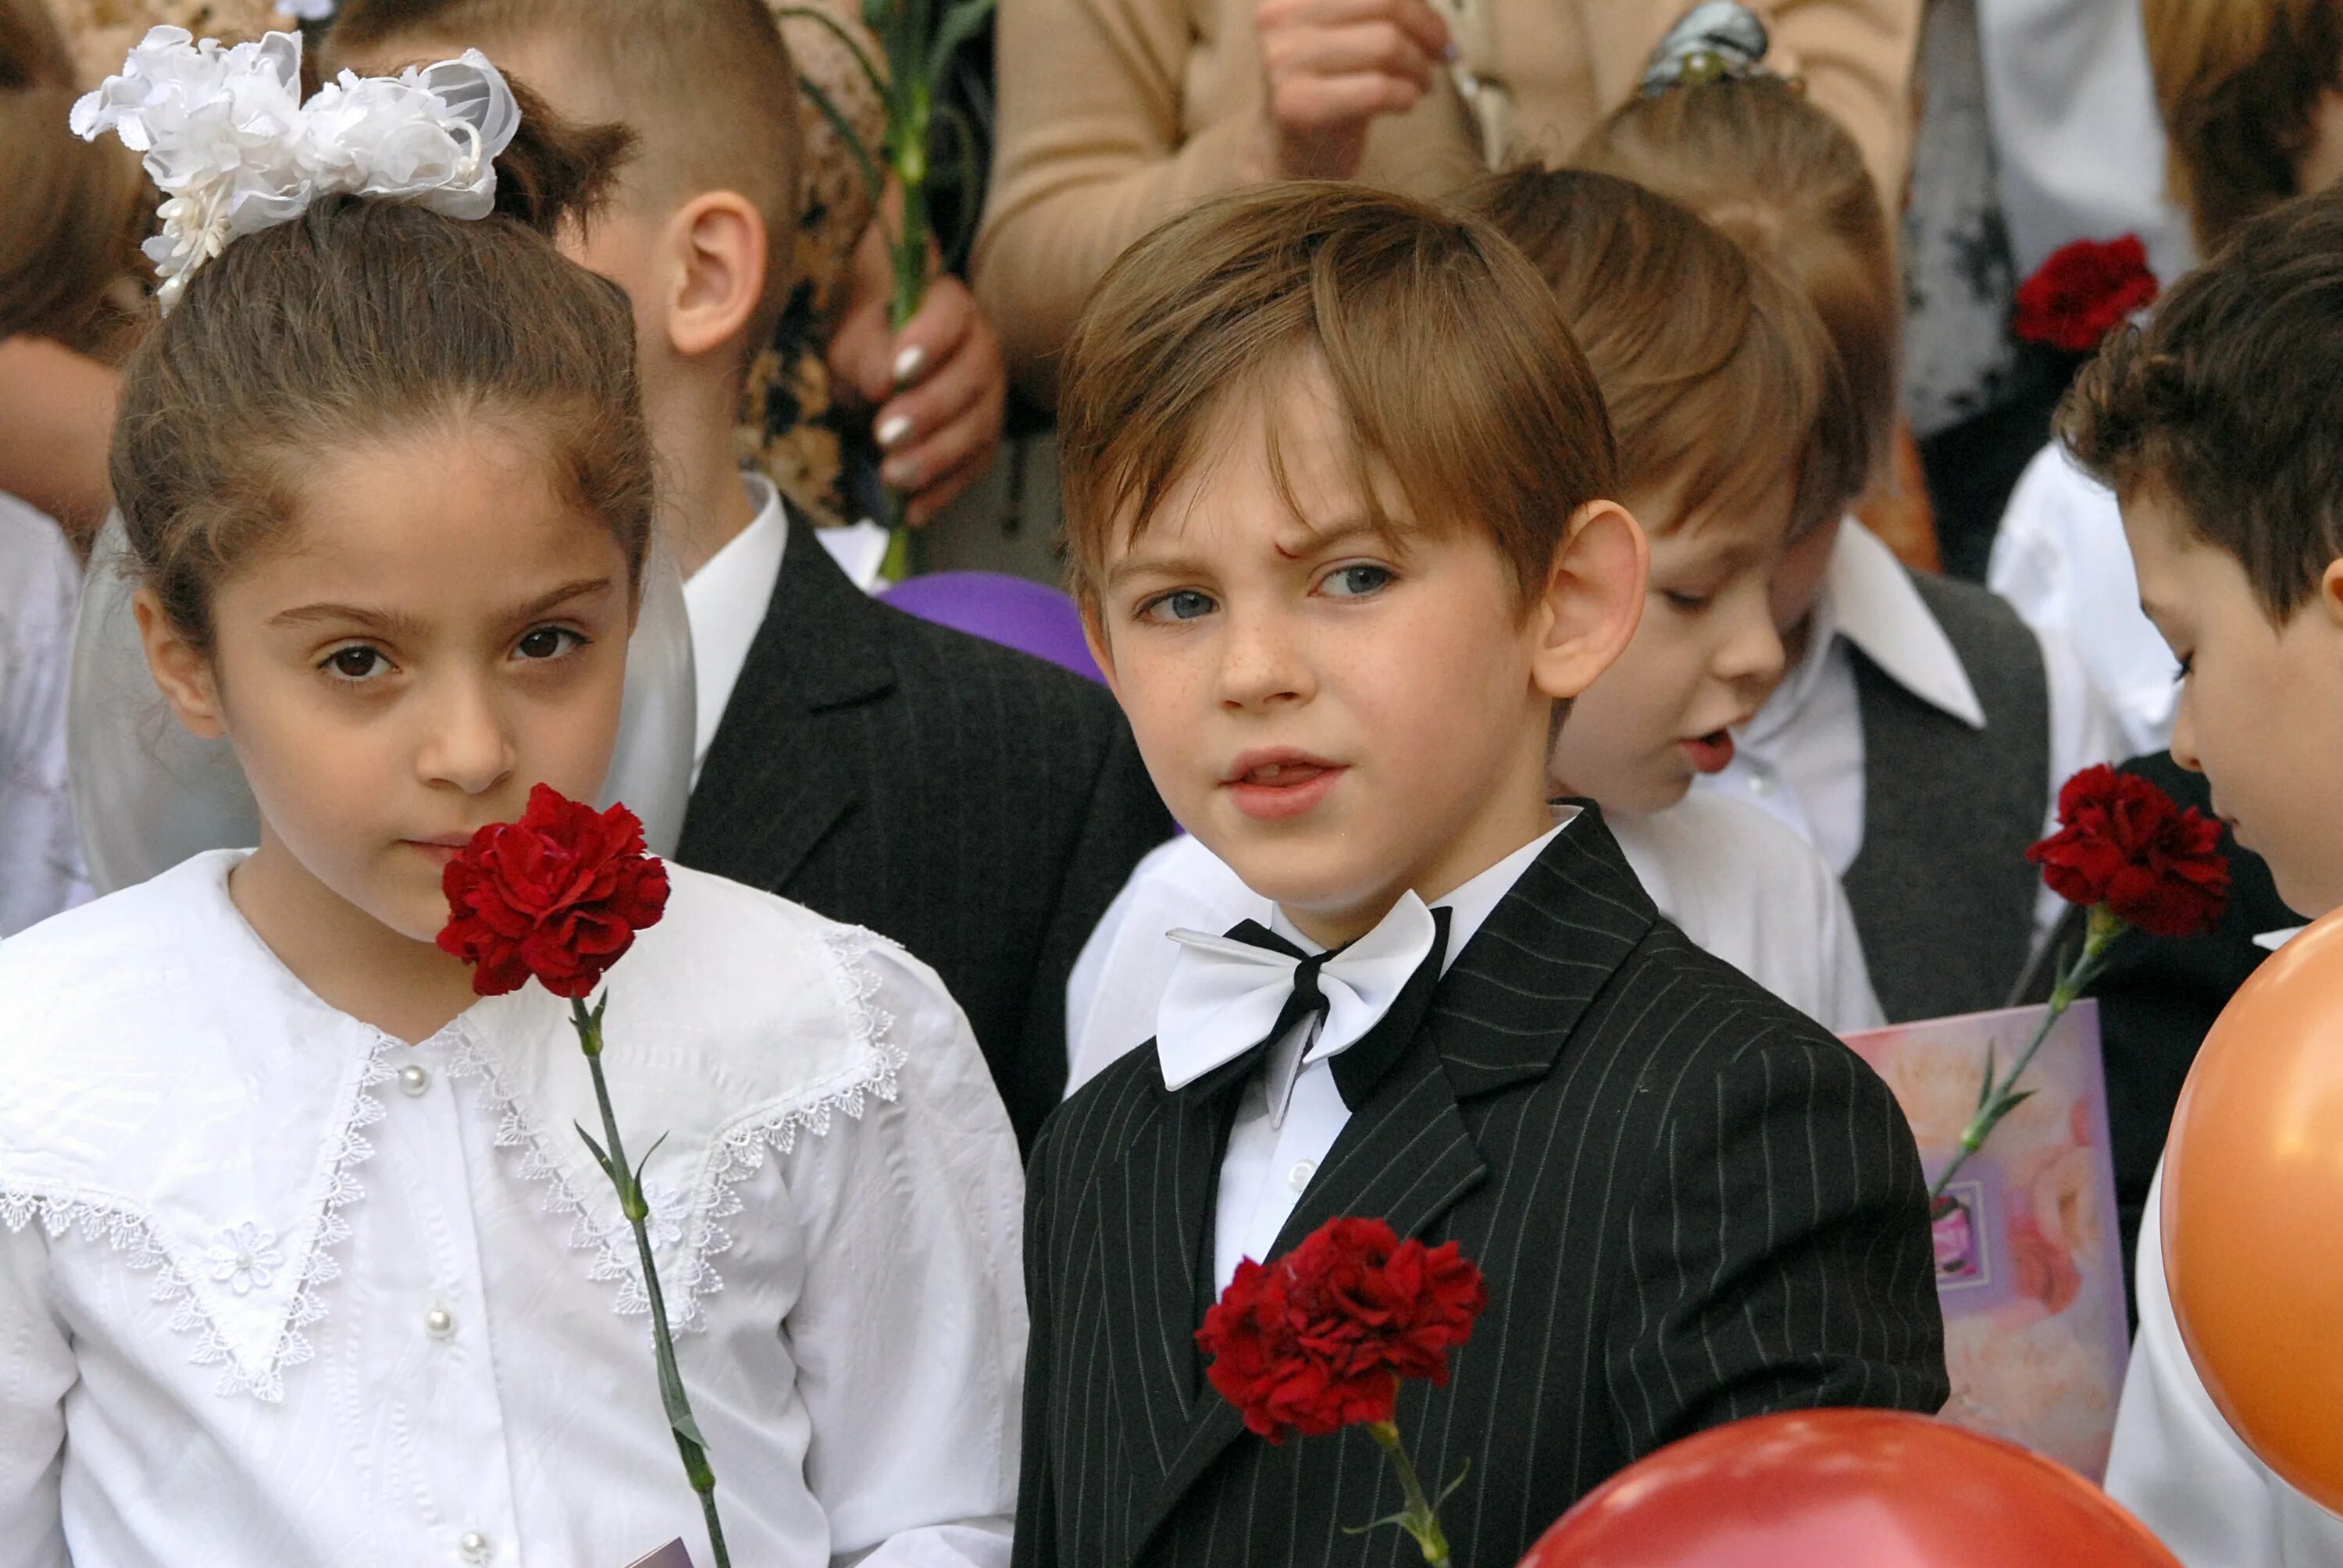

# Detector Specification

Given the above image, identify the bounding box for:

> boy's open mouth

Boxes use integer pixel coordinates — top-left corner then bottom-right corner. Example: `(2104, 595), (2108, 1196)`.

(1681, 730), (1736, 775)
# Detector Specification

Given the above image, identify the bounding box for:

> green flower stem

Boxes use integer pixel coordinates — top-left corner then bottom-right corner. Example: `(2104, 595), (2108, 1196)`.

(572, 998), (733, 1568)
(1928, 905), (2123, 1213)
(1365, 1419), (1451, 1566)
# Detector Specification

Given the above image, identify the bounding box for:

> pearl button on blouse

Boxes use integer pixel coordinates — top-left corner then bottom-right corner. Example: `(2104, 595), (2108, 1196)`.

(398, 1063), (430, 1096)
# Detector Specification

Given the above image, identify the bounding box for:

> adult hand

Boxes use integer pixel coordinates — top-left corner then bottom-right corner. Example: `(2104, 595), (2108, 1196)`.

(829, 216), (1007, 527)
(1252, 0), (1450, 181)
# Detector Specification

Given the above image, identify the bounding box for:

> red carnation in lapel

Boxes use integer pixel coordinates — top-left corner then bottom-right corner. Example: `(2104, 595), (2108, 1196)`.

(437, 782), (670, 998)
(1198, 1215), (1486, 1563)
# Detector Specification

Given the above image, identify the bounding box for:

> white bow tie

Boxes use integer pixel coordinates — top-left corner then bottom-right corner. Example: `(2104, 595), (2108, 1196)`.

(1154, 893), (1443, 1093)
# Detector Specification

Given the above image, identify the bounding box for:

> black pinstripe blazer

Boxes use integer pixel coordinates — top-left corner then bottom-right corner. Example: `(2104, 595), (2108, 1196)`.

(1012, 809), (1949, 1568)
(674, 517), (1174, 1149)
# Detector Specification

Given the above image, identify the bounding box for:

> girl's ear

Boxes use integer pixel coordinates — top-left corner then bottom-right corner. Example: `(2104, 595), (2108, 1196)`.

(1529, 499), (1649, 702)
(132, 587), (226, 739)
(660, 189), (768, 363)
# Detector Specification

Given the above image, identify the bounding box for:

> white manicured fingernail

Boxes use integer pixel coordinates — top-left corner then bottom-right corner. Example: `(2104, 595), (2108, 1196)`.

(876, 413), (914, 449)
(892, 344), (928, 385)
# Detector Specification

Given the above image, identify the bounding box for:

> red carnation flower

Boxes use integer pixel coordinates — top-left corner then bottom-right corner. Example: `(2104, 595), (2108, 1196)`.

(2014, 234), (2160, 353)
(1196, 1216), (1487, 1444)
(437, 783), (670, 998)
(2027, 764), (2229, 938)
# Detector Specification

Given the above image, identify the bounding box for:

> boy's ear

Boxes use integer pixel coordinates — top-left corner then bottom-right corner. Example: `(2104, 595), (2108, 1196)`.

(133, 588), (226, 740)
(1528, 499), (1647, 702)
(2320, 558), (2343, 630)
(657, 191), (768, 362)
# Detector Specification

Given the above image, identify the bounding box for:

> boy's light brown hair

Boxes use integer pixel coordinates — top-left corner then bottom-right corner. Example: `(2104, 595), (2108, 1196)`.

(1057, 183), (1617, 613)
(328, 0), (803, 354)
(1574, 75), (1895, 518)
(2058, 186), (2343, 623)
(2143, 0), (2343, 255)
(1463, 166), (1860, 544)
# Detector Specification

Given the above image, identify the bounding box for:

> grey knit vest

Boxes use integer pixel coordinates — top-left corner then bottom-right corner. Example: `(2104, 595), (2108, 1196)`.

(1840, 572), (2050, 1022)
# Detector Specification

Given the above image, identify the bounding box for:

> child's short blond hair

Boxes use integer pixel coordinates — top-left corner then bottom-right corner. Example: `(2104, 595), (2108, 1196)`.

(1056, 183), (1617, 613)
(330, 0), (804, 351)
(1574, 76), (1895, 522)
(1463, 167), (1858, 543)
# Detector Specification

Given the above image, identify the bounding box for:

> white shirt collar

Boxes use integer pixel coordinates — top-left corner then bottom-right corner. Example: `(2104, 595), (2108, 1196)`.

(1774, 518), (1986, 732)
(1267, 807), (1578, 969)
(680, 474), (790, 783)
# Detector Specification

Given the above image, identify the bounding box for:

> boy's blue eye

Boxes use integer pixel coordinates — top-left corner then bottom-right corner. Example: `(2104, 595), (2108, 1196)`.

(1141, 590), (1217, 623)
(1322, 564), (1393, 597)
(323, 646), (387, 682)
(516, 625), (583, 661)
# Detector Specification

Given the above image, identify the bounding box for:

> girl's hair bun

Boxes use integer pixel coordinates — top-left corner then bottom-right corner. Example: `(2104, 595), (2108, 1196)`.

(490, 76), (636, 239)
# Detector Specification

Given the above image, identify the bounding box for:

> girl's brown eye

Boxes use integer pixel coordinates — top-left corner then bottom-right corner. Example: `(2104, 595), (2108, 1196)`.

(329, 647), (383, 679)
(517, 626), (578, 660)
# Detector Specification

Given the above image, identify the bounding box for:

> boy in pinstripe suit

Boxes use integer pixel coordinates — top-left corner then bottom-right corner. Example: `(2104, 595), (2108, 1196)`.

(1016, 183), (1949, 1568)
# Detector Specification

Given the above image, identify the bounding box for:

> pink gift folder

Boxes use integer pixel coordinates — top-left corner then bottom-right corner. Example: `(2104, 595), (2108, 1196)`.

(1842, 1000), (2131, 1480)
(622, 1542), (694, 1568)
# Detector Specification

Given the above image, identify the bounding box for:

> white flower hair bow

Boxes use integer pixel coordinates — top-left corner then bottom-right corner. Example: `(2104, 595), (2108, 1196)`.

(70, 27), (519, 312)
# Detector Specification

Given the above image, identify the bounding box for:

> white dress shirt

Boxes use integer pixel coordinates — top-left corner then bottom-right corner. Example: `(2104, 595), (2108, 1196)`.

(1696, 517), (2124, 947)
(1207, 817), (1569, 1292)
(2105, 1161), (2343, 1565)
(1989, 442), (2181, 760)
(0, 494), (87, 936)
(0, 853), (1024, 1568)
(1065, 792), (1884, 1097)
(680, 476), (897, 783)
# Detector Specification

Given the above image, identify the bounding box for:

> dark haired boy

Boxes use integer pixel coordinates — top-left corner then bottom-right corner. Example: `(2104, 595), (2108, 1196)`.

(2063, 187), (2343, 1562)
(329, 0), (1174, 1148)
(1015, 183), (1948, 1568)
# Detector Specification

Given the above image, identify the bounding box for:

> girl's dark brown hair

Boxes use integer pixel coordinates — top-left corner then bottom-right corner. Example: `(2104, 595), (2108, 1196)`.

(110, 78), (653, 652)
(1, 0), (148, 342)
(1464, 166), (1860, 543)
(1575, 75), (1895, 516)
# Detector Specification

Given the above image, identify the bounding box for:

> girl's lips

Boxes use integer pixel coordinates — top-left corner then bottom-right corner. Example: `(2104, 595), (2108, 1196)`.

(1681, 731), (1736, 775)
(402, 839), (467, 867)
(1224, 762), (1347, 822)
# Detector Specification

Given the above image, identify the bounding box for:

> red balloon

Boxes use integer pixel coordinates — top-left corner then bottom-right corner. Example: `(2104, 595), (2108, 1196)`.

(1519, 1410), (2178, 1568)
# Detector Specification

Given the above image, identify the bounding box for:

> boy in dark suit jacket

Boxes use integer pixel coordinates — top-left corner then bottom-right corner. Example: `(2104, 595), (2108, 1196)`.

(328, 0), (1173, 1148)
(1018, 184), (1949, 1568)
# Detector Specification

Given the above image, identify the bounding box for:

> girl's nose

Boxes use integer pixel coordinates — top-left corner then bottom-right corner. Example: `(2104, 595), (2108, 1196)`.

(415, 677), (517, 795)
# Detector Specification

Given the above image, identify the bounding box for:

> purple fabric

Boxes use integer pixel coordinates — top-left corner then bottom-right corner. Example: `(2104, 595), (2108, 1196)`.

(880, 570), (1104, 684)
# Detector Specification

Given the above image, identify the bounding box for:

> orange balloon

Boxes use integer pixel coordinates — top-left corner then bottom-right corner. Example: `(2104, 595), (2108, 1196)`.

(2163, 906), (2343, 1511)
(1518, 1409), (2177, 1567)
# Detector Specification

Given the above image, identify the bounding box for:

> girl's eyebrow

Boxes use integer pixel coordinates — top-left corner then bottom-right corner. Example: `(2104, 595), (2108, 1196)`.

(266, 577), (616, 636)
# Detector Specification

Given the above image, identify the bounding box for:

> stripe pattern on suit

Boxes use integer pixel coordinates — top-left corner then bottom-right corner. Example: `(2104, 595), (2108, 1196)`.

(676, 512), (1175, 1149)
(1013, 807), (1949, 1567)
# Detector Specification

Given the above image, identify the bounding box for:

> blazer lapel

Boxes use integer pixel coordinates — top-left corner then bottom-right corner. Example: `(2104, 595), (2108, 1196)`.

(676, 511), (895, 890)
(1096, 1057), (1252, 1502)
(1131, 1040), (1489, 1556)
(1127, 807), (1659, 1554)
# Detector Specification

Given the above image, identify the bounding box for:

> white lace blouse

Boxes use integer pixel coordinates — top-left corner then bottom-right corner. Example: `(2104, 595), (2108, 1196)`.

(0, 851), (1025, 1568)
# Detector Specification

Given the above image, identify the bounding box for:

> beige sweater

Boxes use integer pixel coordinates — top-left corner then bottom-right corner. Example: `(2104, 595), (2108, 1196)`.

(975, 0), (1921, 400)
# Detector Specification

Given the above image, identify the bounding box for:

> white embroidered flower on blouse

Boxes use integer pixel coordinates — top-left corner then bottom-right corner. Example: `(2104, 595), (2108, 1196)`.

(68, 27), (518, 311)
(208, 1222), (285, 1296)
